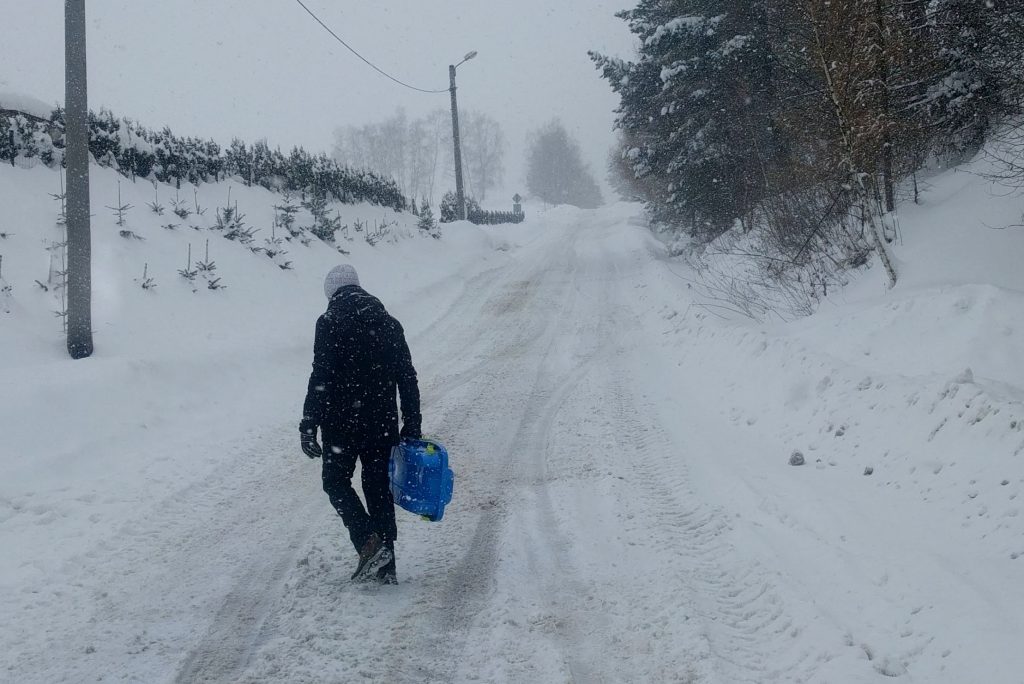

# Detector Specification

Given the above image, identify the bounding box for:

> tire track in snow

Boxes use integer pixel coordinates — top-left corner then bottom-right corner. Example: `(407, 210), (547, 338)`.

(172, 548), (304, 684)
(382, 231), (610, 682)
(163, 432), (320, 684)
(8, 428), (320, 684)
(488, 227), (708, 683)
(596, 247), (824, 682)
(488, 232), (644, 684)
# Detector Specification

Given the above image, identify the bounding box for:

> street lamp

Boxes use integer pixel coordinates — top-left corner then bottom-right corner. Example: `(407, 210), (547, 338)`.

(449, 51), (477, 221)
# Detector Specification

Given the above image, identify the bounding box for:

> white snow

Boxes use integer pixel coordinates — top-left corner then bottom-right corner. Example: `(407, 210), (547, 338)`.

(1, 150), (1023, 682)
(0, 91), (56, 119)
(645, 16), (718, 47)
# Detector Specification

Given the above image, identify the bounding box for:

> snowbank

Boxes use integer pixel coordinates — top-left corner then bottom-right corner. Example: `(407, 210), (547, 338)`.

(0, 91), (56, 119)
(613, 151), (1024, 679)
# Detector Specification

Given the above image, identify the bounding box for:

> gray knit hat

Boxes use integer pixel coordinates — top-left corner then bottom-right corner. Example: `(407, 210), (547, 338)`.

(324, 264), (360, 299)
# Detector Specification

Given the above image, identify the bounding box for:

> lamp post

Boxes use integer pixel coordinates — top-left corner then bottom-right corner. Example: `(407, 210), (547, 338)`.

(449, 50), (476, 221)
(65, 0), (93, 359)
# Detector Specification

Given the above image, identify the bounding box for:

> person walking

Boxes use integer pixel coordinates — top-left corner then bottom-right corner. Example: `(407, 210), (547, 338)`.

(300, 264), (421, 584)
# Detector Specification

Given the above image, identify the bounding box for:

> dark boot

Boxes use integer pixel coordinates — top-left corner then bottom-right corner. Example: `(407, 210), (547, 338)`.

(376, 542), (397, 584)
(350, 533), (392, 581)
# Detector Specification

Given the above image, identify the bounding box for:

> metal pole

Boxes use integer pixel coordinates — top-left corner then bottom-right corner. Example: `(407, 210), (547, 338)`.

(65, 0), (93, 359)
(449, 64), (466, 221)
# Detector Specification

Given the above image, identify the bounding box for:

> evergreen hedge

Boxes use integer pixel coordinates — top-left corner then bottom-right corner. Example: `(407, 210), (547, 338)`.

(0, 106), (407, 211)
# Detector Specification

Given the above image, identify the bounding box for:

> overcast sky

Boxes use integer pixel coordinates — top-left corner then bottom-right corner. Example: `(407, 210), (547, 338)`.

(0, 1), (636, 202)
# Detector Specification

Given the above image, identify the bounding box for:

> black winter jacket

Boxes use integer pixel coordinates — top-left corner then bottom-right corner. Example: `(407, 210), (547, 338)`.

(301, 285), (421, 446)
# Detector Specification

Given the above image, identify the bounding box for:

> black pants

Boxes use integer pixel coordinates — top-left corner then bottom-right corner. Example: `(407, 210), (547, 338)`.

(320, 433), (397, 553)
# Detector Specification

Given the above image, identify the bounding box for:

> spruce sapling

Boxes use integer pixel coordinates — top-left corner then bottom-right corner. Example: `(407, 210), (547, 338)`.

(260, 223), (293, 269)
(263, 222), (286, 259)
(106, 181), (134, 228)
(47, 173), (69, 330)
(219, 207), (257, 243)
(147, 183), (165, 215)
(195, 239), (217, 273)
(178, 243), (199, 283)
(138, 262), (156, 290)
(274, 192), (301, 239)
(365, 216), (396, 246)
(171, 190), (192, 220)
(49, 171), (67, 227)
(215, 188), (258, 243)
(193, 188), (207, 217)
(195, 239), (225, 290)
(418, 200), (440, 238)
(0, 255), (11, 314)
(302, 194), (341, 241)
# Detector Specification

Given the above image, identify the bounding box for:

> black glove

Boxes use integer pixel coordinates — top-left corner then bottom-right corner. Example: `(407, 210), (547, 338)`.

(400, 422), (422, 441)
(299, 419), (322, 459)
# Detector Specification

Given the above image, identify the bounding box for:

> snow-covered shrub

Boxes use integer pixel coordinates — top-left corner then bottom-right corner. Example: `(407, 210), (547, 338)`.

(302, 194), (341, 242)
(0, 106), (410, 212)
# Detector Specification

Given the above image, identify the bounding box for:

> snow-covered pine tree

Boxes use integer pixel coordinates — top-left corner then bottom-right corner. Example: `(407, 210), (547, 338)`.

(417, 199), (439, 238)
(302, 193), (341, 242)
(591, 0), (778, 238)
(88, 109), (121, 169)
(928, 0), (1024, 184)
(524, 119), (602, 209)
(0, 117), (14, 165)
(11, 115), (41, 162)
(274, 192), (302, 239)
(225, 138), (251, 185)
(250, 139), (273, 189)
(926, 0), (1013, 155)
(606, 135), (645, 202)
(286, 147), (314, 192)
(439, 191), (459, 223)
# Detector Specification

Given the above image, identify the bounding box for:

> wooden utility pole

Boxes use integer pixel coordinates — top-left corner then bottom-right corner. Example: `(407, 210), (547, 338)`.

(448, 51), (477, 222)
(449, 64), (467, 221)
(65, 0), (93, 358)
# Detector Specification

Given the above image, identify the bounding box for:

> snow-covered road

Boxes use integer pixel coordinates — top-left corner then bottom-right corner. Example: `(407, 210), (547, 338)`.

(4, 200), (1023, 683)
(164, 208), (778, 684)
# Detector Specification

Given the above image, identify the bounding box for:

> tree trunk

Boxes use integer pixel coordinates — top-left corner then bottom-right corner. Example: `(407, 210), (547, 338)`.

(863, 198), (899, 288)
(882, 136), (895, 213)
(808, 1), (899, 288)
(875, 0), (896, 214)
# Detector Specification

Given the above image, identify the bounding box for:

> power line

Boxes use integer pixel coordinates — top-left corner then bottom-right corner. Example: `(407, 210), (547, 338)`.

(292, 0), (449, 95)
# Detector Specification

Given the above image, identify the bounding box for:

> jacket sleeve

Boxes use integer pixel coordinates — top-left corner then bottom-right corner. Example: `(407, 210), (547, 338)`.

(393, 319), (422, 436)
(301, 315), (331, 431)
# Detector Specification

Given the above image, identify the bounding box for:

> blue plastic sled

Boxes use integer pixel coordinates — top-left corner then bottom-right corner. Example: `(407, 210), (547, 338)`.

(390, 438), (454, 522)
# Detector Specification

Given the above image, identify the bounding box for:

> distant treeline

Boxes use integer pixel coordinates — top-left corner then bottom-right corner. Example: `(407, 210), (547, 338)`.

(467, 209), (525, 226)
(0, 106), (407, 211)
(437, 190), (524, 226)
